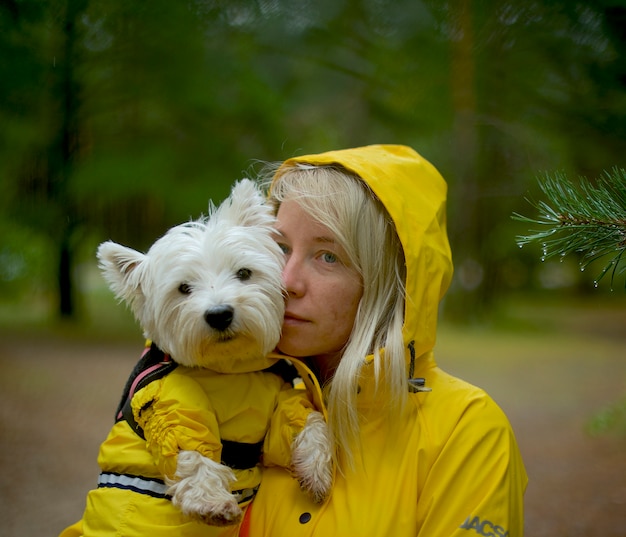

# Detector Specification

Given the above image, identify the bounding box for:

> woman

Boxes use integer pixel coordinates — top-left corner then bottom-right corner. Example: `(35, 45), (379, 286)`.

(61, 144), (526, 537)
(244, 144), (527, 536)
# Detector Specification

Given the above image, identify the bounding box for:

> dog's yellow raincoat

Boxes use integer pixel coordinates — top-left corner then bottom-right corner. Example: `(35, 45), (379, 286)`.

(240, 145), (528, 536)
(60, 348), (315, 537)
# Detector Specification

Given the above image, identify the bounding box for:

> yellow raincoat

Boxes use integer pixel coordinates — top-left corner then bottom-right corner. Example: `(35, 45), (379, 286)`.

(241, 145), (528, 536)
(60, 347), (315, 537)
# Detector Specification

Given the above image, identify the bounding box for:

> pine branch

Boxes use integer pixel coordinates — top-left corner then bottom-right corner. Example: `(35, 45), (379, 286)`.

(513, 167), (626, 289)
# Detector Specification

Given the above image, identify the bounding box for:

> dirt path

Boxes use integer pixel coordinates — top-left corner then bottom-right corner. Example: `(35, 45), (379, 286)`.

(1, 315), (625, 537)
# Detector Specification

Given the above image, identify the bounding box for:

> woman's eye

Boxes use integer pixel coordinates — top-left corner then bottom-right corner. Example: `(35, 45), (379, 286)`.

(277, 242), (290, 254)
(178, 283), (192, 294)
(236, 268), (252, 281)
(321, 252), (338, 264)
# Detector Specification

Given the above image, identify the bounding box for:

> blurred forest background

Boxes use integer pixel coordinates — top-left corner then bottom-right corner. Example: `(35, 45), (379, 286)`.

(1, 0), (626, 324)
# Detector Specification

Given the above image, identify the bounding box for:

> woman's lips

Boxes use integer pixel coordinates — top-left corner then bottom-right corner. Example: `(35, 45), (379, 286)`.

(283, 312), (309, 326)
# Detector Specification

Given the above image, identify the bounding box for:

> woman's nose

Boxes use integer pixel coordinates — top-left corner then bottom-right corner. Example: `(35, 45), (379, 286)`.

(282, 255), (305, 297)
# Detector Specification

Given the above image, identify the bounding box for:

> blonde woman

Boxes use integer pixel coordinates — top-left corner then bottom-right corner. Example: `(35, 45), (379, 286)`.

(60, 144), (526, 537)
(243, 144), (527, 536)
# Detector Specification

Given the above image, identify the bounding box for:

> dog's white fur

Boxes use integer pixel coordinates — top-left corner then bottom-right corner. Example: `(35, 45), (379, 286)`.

(96, 179), (332, 526)
(292, 412), (334, 504)
(98, 180), (285, 371)
(167, 451), (242, 525)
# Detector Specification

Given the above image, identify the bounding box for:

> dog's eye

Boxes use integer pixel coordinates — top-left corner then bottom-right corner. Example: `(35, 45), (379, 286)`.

(178, 283), (192, 294)
(236, 268), (252, 281)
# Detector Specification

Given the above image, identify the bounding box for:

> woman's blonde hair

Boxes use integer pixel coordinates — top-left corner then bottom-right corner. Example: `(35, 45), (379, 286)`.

(268, 163), (407, 465)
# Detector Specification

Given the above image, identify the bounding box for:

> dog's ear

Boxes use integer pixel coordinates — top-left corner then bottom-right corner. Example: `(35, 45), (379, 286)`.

(220, 178), (274, 228)
(97, 241), (146, 311)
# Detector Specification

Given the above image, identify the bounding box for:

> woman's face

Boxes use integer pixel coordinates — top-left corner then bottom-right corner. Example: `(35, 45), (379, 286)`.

(273, 199), (363, 373)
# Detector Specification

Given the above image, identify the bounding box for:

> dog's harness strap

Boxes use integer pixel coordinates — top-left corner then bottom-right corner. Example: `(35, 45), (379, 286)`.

(232, 484), (259, 505)
(116, 343), (178, 440)
(264, 359), (300, 386)
(97, 472), (258, 505)
(221, 439), (264, 470)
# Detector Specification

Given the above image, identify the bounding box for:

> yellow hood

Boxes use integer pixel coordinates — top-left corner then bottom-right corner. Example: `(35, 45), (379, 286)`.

(277, 144), (453, 363)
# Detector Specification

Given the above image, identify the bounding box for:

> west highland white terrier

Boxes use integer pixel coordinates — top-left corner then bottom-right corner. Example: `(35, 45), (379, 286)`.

(68, 180), (332, 535)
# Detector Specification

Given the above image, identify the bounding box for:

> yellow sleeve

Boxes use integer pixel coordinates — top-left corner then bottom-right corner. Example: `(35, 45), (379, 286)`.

(262, 386), (316, 469)
(131, 372), (222, 479)
(416, 396), (528, 537)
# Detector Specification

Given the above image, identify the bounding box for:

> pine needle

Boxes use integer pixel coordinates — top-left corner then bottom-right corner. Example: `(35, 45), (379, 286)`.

(513, 167), (626, 289)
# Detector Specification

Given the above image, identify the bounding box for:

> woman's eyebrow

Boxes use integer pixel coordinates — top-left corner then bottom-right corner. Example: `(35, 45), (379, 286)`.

(272, 227), (335, 243)
(314, 236), (336, 245)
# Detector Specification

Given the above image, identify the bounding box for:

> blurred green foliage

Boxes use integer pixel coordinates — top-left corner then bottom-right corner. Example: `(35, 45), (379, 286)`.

(1, 0), (625, 321)
(587, 395), (626, 436)
(0, 216), (55, 298)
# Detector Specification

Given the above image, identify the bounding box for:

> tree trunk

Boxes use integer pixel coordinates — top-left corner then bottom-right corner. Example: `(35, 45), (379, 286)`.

(446, 0), (484, 321)
(58, 235), (73, 317)
(52, 0), (87, 318)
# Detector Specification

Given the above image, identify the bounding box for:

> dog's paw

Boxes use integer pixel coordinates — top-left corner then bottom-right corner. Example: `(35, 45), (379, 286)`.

(292, 411), (333, 503)
(166, 450), (242, 526)
(196, 502), (242, 527)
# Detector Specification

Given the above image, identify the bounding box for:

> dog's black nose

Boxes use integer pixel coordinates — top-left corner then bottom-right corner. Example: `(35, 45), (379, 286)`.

(205, 306), (234, 331)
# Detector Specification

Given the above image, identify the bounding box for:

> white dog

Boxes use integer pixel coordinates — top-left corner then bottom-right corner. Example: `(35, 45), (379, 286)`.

(72, 180), (331, 534)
